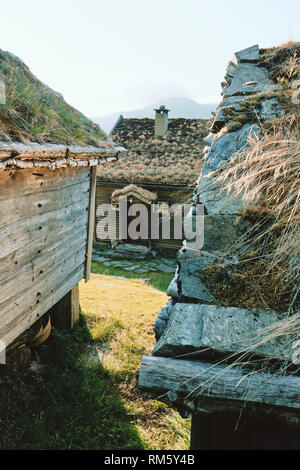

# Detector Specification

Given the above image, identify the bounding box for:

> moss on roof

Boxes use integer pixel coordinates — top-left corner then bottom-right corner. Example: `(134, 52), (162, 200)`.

(0, 50), (106, 146)
(112, 184), (158, 203)
(97, 117), (210, 185)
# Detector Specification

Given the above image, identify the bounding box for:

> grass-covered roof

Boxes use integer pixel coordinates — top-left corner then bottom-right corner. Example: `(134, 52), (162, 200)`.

(0, 50), (106, 146)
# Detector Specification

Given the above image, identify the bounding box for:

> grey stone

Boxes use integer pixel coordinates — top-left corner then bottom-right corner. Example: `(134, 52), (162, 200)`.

(180, 274), (215, 302)
(259, 98), (285, 121)
(204, 214), (252, 250)
(203, 133), (214, 146)
(225, 60), (237, 78)
(223, 63), (270, 97)
(177, 248), (222, 302)
(154, 300), (173, 339)
(232, 83), (280, 97)
(167, 275), (179, 298)
(217, 95), (246, 110)
(153, 303), (295, 362)
(234, 45), (260, 63)
(123, 265), (138, 271)
(157, 264), (176, 273)
(198, 175), (246, 215)
(92, 255), (109, 262)
(178, 247), (226, 272)
(202, 123), (261, 176)
(160, 258), (177, 267)
(211, 109), (226, 132)
(134, 268), (148, 274)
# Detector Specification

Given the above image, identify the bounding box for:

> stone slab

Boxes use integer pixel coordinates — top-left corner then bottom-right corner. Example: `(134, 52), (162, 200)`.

(153, 303), (295, 362)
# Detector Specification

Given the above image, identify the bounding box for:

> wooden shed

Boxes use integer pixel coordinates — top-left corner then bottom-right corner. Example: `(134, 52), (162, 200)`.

(96, 115), (210, 255)
(0, 50), (125, 352)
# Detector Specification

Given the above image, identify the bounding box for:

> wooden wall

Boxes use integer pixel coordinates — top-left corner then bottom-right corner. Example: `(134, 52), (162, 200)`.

(0, 166), (90, 347)
(96, 181), (192, 252)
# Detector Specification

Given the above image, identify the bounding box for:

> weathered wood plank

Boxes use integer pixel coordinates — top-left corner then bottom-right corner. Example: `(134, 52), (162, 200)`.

(0, 233), (86, 305)
(0, 197), (89, 260)
(0, 217), (87, 281)
(0, 142), (121, 160)
(0, 180), (90, 229)
(0, 244), (86, 331)
(85, 166), (97, 282)
(0, 248), (86, 342)
(0, 167), (89, 200)
(139, 356), (300, 411)
(1, 265), (84, 347)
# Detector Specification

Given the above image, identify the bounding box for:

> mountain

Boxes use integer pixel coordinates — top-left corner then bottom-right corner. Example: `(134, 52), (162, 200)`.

(92, 97), (217, 134)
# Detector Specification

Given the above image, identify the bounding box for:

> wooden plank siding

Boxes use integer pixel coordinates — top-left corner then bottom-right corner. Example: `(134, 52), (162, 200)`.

(85, 166), (97, 282)
(95, 180), (192, 252)
(0, 166), (91, 347)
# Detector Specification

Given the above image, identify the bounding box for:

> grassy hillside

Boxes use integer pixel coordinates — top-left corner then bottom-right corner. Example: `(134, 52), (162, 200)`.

(0, 50), (106, 145)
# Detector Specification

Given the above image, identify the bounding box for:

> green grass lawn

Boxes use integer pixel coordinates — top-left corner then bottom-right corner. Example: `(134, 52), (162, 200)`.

(0, 261), (190, 450)
(91, 260), (174, 292)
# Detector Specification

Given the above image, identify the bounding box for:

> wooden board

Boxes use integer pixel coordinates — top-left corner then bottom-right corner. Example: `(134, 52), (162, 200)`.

(0, 167), (90, 200)
(85, 167), (96, 282)
(0, 180), (89, 229)
(139, 356), (300, 411)
(0, 166), (90, 347)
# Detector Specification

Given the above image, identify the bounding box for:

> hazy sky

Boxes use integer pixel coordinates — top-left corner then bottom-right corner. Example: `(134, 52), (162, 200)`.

(0, 0), (299, 117)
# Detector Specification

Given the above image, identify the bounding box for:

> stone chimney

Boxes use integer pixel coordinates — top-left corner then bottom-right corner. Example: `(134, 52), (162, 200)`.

(154, 105), (169, 137)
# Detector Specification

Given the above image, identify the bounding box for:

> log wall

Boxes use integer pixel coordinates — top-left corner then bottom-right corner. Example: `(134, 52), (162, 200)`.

(0, 166), (90, 347)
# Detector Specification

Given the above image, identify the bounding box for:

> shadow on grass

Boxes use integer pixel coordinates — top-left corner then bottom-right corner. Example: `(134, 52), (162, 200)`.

(0, 315), (144, 450)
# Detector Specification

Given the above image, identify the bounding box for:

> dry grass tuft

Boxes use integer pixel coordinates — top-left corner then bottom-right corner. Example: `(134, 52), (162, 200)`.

(217, 122), (300, 302)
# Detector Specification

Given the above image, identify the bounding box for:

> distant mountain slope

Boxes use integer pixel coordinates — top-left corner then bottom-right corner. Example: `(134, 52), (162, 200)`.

(93, 97), (216, 134)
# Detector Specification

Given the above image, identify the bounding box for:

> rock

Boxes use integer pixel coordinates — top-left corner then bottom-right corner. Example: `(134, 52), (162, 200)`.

(217, 95), (246, 110)
(203, 133), (214, 146)
(92, 255), (109, 262)
(198, 175), (246, 215)
(203, 214), (251, 250)
(167, 274), (179, 298)
(156, 263), (176, 273)
(201, 123), (261, 176)
(211, 109), (226, 132)
(180, 273), (215, 302)
(223, 63), (270, 97)
(177, 248), (224, 302)
(259, 98), (285, 121)
(225, 60), (237, 79)
(153, 303), (296, 362)
(234, 45), (260, 64)
(177, 234), (248, 302)
(234, 83), (280, 96)
(154, 300), (173, 339)
(134, 268), (148, 274)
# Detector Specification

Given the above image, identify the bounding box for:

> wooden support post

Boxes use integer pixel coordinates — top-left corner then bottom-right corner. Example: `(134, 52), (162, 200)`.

(49, 284), (80, 331)
(85, 166), (97, 282)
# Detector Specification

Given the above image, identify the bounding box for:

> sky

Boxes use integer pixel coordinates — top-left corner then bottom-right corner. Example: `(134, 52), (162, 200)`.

(0, 0), (299, 118)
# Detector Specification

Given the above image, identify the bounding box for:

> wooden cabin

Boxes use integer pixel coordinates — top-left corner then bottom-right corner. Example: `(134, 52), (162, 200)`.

(96, 113), (210, 255)
(0, 50), (125, 353)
